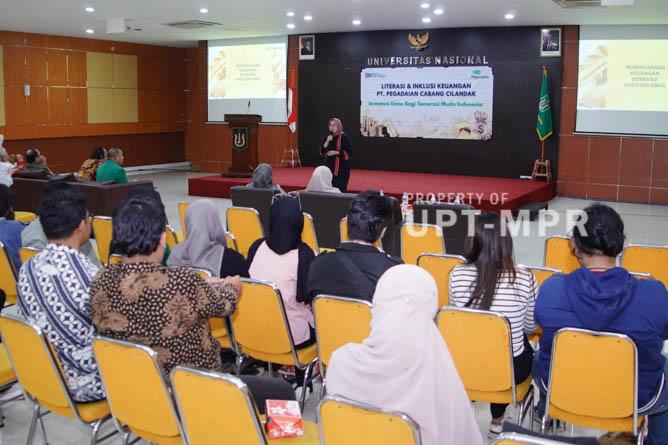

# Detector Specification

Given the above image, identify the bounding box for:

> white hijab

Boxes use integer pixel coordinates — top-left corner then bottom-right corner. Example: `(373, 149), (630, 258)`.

(306, 166), (341, 194)
(326, 265), (483, 445)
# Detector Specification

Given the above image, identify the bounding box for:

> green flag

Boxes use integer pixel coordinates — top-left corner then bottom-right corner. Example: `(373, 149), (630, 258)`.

(536, 67), (553, 141)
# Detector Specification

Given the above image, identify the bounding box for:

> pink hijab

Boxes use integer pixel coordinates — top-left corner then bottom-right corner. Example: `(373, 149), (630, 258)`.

(326, 265), (483, 445)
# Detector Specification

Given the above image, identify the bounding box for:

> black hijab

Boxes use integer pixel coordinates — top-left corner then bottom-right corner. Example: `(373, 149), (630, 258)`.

(266, 196), (304, 255)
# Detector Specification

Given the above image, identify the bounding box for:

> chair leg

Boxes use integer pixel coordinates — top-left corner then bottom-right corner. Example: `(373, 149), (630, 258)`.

(299, 360), (317, 411)
(235, 354), (245, 376)
(517, 386), (534, 426)
(37, 411), (48, 445)
(26, 404), (40, 445)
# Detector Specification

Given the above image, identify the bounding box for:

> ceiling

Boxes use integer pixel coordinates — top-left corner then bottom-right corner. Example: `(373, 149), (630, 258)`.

(0, 0), (666, 48)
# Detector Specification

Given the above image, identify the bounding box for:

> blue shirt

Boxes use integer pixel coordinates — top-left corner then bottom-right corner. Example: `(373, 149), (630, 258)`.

(0, 219), (25, 269)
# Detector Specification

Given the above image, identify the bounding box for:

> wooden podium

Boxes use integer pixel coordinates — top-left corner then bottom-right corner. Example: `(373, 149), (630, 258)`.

(223, 114), (262, 177)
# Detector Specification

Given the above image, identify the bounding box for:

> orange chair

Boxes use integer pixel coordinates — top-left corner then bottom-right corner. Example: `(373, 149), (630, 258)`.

(0, 242), (18, 305)
(544, 236), (579, 273)
(520, 266), (562, 344)
(621, 244), (668, 288)
(417, 253), (465, 308)
(400, 223), (445, 265)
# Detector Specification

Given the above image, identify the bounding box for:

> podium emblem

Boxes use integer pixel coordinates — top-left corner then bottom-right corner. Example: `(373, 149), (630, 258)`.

(232, 127), (248, 151)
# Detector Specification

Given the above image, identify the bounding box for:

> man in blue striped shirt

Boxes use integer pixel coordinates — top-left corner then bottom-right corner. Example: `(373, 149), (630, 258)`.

(17, 183), (104, 402)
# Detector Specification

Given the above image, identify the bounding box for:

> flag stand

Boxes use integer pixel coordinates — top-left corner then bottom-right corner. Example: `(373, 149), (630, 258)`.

(532, 65), (553, 182)
(531, 140), (552, 181)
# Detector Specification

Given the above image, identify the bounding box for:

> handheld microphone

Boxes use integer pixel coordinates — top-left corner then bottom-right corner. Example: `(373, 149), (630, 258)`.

(246, 100), (251, 114)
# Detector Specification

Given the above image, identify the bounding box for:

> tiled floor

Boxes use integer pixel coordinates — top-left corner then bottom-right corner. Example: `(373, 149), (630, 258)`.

(2, 170), (666, 444)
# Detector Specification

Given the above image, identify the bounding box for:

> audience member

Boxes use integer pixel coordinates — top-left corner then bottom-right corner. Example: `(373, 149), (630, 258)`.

(167, 199), (248, 278)
(17, 183), (104, 402)
(77, 147), (107, 181)
(0, 143), (17, 187)
(449, 211), (537, 436)
(14, 148), (52, 178)
(96, 147), (127, 184)
(0, 185), (24, 268)
(247, 163), (285, 194)
(305, 165), (341, 194)
(247, 196), (316, 387)
(533, 204), (668, 444)
(326, 265), (483, 445)
(307, 190), (401, 301)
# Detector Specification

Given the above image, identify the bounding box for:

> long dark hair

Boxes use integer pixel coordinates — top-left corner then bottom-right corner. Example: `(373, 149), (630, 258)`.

(463, 211), (516, 310)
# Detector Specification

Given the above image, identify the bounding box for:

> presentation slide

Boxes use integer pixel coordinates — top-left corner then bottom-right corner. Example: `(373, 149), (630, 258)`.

(207, 37), (287, 123)
(360, 66), (494, 140)
(576, 25), (668, 136)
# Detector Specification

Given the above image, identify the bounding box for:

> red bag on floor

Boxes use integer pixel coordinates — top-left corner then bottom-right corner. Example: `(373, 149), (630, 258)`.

(265, 399), (304, 439)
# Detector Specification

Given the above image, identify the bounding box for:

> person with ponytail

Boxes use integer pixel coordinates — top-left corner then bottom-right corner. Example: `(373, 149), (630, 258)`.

(533, 204), (668, 445)
(449, 211), (537, 437)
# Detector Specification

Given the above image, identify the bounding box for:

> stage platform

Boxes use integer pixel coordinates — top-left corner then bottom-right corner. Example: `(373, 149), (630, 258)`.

(188, 167), (556, 213)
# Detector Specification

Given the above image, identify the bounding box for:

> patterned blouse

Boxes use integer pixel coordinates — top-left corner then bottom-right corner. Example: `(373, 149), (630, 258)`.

(17, 243), (104, 402)
(77, 159), (103, 181)
(90, 262), (237, 374)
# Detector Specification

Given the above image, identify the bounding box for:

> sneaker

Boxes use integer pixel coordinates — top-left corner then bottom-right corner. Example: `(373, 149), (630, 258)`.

(488, 421), (503, 438)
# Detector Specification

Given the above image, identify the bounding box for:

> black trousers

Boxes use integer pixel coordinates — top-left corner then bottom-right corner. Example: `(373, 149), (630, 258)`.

(239, 375), (296, 414)
(490, 336), (534, 419)
(293, 325), (316, 387)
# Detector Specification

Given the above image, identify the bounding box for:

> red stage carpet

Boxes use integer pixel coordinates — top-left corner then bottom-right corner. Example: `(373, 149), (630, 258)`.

(188, 167), (555, 212)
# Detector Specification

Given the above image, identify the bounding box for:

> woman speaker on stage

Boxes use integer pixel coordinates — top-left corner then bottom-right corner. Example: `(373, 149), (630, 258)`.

(320, 117), (351, 193)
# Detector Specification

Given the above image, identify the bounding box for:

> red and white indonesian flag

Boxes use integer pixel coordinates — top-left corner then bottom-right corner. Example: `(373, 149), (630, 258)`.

(287, 69), (297, 133)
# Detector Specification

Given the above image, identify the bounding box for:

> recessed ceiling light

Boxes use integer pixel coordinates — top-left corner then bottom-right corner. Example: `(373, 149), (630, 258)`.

(304, 14), (313, 21)
(504, 12), (515, 20)
(200, 7), (208, 13)
(84, 6), (95, 13)
(85, 28), (94, 34)
(352, 18), (361, 26)
(433, 8), (444, 15)
(422, 17), (432, 23)
(421, 2), (430, 8)
(287, 23), (295, 29)
(286, 11), (295, 17)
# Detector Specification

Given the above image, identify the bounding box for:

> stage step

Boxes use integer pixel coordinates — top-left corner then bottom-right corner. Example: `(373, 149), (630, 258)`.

(518, 201), (548, 220)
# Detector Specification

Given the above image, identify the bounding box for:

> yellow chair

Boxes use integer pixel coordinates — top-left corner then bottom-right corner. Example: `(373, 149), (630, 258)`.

(417, 253), (466, 308)
(400, 223), (445, 265)
(178, 202), (190, 241)
(493, 433), (568, 444)
(544, 236), (580, 273)
(313, 295), (372, 370)
(108, 254), (124, 265)
(0, 343), (21, 427)
(14, 211), (37, 223)
(0, 314), (112, 444)
(0, 241), (18, 305)
(226, 207), (264, 258)
(171, 366), (319, 444)
(541, 328), (647, 441)
(340, 217), (382, 249)
(520, 266), (562, 344)
(92, 216), (113, 265)
(630, 271), (653, 280)
(318, 395), (421, 445)
(302, 212), (319, 253)
(231, 279), (318, 409)
(92, 336), (185, 445)
(436, 307), (534, 424)
(165, 225), (180, 250)
(621, 244), (668, 288)
(19, 246), (42, 263)
(225, 231), (239, 251)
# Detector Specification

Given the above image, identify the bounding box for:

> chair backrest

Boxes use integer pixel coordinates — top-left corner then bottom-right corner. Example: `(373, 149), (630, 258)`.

(493, 432), (575, 444)
(412, 201), (475, 256)
(629, 271), (653, 280)
(108, 254), (124, 265)
(302, 212), (319, 253)
(92, 337), (182, 440)
(0, 343), (17, 387)
(417, 253), (466, 308)
(436, 307), (514, 394)
(546, 328), (638, 428)
(226, 207), (264, 258)
(544, 236), (579, 273)
(340, 217), (382, 249)
(319, 395), (421, 445)
(178, 202), (190, 239)
(171, 367), (267, 445)
(19, 246), (42, 264)
(0, 242), (18, 305)
(313, 295), (372, 368)
(521, 265), (562, 288)
(0, 314), (74, 414)
(231, 279), (295, 359)
(14, 211), (38, 224)
(298, 191), (357, 250)
(621, 244), (668, 288)
(165, 225), (180, 250)
(187, 267), (230, 343)
(400, 223), (445, 265)
(92, 216), (113, 265)
(225, 231), (238, 251)
(230, 186), (276, 234)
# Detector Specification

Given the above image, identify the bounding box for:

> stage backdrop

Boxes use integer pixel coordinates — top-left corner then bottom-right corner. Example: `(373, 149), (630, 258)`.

(298, 26), (563, 179)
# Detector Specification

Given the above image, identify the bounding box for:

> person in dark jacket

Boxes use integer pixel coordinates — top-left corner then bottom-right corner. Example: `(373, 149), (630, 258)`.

(533, 204), (668, 444)
(307, 190), (402, 302)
